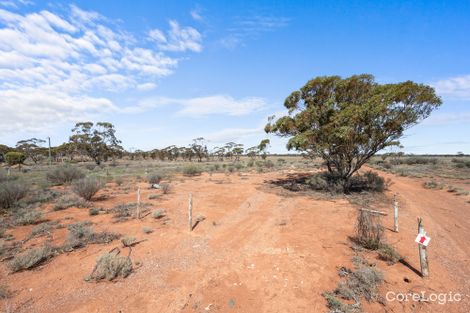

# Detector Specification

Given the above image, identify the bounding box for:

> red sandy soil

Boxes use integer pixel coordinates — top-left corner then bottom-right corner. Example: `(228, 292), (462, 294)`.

(1, 170), (469, 313)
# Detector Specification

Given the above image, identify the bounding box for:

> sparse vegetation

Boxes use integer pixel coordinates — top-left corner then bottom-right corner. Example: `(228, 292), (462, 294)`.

(0, 180), (29, 210)
(142, 226), (153, 234)
(423, 180), (443, 189)
(8, 244), (55, 273)
(87, 249), (132, 281)
(89, 207), (100, 215)
(182, 164), (202, 176)
(46, 165), (85, 185)
(378, 244), (401, 265)
(160, 183), (171, 194)
(152, 209), (165, 219)
(53, 194), (89, 211)
(66, 221), (120, 249)
(147, 171), (164, 184)
(14, 209), (45, 225)
(72, 177), (103, 200)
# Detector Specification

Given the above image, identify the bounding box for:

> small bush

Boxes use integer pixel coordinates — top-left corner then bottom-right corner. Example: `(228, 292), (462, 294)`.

(0, 284), (11, 299)
(142, 226), (153, 234)
(121, 236), (137, 247)
(0, 180), (29, 210)
(72, 177), (103, 200)
(152, 209), (166, 219)
(423, 180), (443, 189)
(8, 245), (54, 272)
(147, 172), (164, 184)
(182, 165), (202, 176)
(89, 207), (100, 216)
(30, 221), (58, 237)
(160, 183), (171, 194)
(88, 250), (132, 281)
(53, 194), (88, 211)
(66, 221), (119, 248)
(349, 171), (386, 192)
(378, 244), (401, 265)
(112, 203), (136, 219)
(46, 165), (85, 185)
(115, 177), (124, 186)
(356, 210), (383, 250)
(14, 209), (45, 225)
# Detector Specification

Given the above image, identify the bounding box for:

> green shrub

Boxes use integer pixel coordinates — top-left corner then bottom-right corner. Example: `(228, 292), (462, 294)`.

(152, 209), (166, 219)
(8, 245), (54, 272)
(5, 152), (26, 167)
(182, 165), (202, 176)
(46, 165), (85, 185)
(0, 180), (29, 209)
(142, 226), (153, 234)
(72, 177), (103, 200)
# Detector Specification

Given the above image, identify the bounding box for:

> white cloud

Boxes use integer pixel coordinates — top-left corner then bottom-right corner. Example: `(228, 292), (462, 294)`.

(0, 4), (202, 136)
(137, 82), (157, 91)
(433, 74), (470, 100)
(206, 127), (263, 143)
(148, 20), (202, 52)
(121, 94), (266, 116)
(220, 14), (289, 49)
(177, 95), (265, 116)
(190, 9), (203, 21)
(422, 111), (470, 126)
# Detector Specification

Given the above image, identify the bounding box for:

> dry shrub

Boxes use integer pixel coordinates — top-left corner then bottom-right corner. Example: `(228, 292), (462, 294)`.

(378, 244), (401, 265)
(121, 236), (137, 247)
(46, 165), (85, 185)
(0, 180), (29, 210)
(182, 165), (202, 176)
(8, 245), (54, 272)
(160, 183), (171, 194)
(53, 194), (89, 211)
(356, 210), (383, 250)
(14, 209), (45, 225)
(147, 171), (164, 184)
(0, 284), (11, 299)
(88, 250), (132, 281)
(66, 221), (119, 249)
(72, 177), (103, 200)
(423, 180), (443, 189)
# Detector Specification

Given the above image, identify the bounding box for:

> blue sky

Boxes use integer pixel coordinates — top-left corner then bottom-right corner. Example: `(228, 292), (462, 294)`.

(1, 0), (469, 154)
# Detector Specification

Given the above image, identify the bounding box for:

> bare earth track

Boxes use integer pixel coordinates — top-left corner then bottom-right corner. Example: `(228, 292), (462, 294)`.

(1, 169), (469, 313)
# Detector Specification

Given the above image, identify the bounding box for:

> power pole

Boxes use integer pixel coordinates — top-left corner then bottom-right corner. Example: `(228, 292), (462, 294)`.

(47, 137), (52, 166)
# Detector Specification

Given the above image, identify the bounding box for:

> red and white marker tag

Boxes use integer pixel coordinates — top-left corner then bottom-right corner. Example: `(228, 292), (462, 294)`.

(415, 233), (431, 246)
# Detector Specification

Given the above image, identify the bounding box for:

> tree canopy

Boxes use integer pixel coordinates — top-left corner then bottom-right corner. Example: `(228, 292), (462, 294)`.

(265, 74), (441, 189)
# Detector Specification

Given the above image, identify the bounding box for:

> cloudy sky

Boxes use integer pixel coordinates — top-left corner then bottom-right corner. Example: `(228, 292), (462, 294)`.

(1, 0), (469, 154)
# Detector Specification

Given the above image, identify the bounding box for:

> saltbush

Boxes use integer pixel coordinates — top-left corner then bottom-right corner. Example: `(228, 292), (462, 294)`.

(46, 165), (85, 185)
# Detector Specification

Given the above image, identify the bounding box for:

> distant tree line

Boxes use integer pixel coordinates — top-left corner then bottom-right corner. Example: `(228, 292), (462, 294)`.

(0, 121), (271, 166)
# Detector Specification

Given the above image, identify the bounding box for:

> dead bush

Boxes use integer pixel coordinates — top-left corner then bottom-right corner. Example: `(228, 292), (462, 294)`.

(8, 245), (54, 272)
(46, 165), (85, 185)
(72, 177), (103, 200)
(88, 250), (132, 281)
(356, 210), (383, 250)
(0, 180), (29, 210)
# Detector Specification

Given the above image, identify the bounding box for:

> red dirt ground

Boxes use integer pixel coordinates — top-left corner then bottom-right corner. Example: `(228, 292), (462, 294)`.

(1, 169), (469, 313)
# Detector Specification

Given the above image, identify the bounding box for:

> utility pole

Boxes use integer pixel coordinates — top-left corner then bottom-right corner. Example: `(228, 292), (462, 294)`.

(47, 137), (52, 166)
